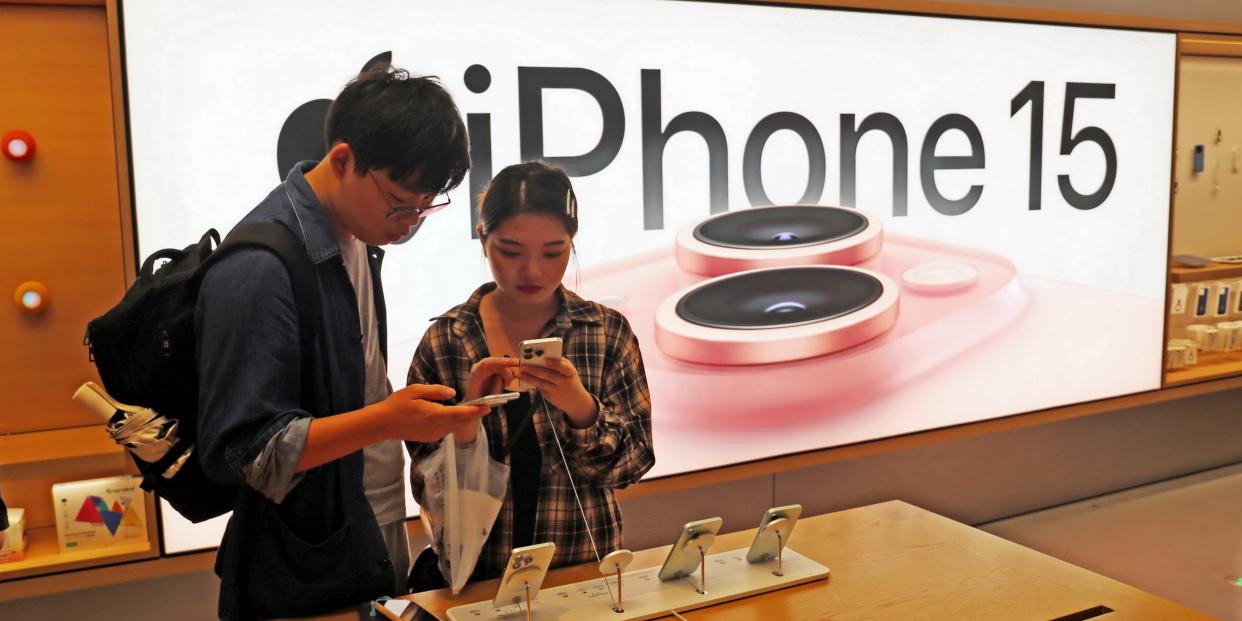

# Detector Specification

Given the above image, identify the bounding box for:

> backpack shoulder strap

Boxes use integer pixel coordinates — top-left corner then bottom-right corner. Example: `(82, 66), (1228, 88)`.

(210, 222), (323, 397)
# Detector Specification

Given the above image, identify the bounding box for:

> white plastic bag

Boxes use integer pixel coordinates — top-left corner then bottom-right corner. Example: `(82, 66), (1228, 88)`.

(418, 424), (509, 594)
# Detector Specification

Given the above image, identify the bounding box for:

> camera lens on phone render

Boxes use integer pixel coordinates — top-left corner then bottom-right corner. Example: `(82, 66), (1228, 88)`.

(693, 205), (868, 249)
(655, 265), (900, 365)
(676, 205), (883, 277)
(675, 267), (884, 330)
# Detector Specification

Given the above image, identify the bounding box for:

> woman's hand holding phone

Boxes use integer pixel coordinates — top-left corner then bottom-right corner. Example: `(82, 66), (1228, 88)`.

(466, 357), (521, 402)
(457, 357), (520, 441)
(517, 357), (599, 427)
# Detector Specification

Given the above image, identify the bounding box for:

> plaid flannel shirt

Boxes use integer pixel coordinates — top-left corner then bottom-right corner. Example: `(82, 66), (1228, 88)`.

(406, 283), (655, 580)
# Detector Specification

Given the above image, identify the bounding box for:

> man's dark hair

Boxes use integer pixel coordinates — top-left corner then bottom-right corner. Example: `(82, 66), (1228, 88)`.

(325, 67), (470, 194)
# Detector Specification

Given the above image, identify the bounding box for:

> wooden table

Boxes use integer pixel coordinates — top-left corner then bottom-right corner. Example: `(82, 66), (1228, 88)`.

(405, 500), (1212, 620)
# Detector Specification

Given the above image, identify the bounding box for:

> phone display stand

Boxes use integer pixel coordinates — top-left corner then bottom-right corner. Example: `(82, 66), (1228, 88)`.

(598, 550), (634, 613)
(493, 543), (557, 620)
(445, 547), (829, 621)
(516, 581), (535, 621)
(685, 533), (716, 594)
(758, 517), (790, 576)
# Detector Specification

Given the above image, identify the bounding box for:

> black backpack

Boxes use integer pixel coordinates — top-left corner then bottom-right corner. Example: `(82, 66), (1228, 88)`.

(85, 222), (321, 523)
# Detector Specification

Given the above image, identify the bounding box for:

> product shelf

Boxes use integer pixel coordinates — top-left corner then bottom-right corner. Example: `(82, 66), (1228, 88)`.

(0, 425), (158, 584)
(0, 425), (124, 470)
(1170, 264), (1242, 284)
(1165, 351), (1242, 386)
(0, 526), (154, 582)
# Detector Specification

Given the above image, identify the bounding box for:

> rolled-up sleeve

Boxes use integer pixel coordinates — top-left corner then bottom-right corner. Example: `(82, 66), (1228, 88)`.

(242, 416), (310, 503)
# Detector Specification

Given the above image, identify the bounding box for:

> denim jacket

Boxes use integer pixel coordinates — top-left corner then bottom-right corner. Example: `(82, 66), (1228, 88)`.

(195, 162), (393, 620)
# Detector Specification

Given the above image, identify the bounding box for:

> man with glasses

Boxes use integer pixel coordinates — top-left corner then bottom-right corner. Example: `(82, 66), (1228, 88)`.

(369, 170), (452, 221)
(196, 67), (488, 620)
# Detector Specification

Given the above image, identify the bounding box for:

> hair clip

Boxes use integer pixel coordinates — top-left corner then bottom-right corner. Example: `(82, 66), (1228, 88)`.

(565, 189), (577, 219)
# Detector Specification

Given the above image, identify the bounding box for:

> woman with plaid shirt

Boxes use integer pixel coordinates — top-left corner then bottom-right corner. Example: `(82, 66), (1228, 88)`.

(405, 161), (655, 587)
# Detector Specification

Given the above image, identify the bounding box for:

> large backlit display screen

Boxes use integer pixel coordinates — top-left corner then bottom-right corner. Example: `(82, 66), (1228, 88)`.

(121, 0), (1175, 552)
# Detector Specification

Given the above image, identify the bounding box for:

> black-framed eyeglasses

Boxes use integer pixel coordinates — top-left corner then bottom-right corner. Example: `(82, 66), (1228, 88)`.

(369, 172), (451, 221)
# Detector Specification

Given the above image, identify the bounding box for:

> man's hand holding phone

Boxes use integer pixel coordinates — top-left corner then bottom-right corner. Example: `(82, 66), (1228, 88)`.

(378, 384), (490, 443)
(461, 392), (521, 407)
(454, 357), (522, 442)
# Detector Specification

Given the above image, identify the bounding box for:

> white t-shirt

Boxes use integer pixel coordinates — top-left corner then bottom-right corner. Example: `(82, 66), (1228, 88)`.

(338, 235), (406, 527)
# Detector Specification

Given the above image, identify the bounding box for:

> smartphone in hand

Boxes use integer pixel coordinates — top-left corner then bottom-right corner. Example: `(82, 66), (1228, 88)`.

(514, 337), (563, 391)
(461, 392), (521, 408)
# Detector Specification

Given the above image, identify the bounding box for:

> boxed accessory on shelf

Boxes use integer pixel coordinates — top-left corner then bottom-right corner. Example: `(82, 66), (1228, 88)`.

(51, 475), (148, 553)
(0, 508), (26, 563)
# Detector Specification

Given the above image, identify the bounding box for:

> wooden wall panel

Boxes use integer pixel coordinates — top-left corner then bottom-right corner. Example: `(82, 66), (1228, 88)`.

(0, 5), (124, 434)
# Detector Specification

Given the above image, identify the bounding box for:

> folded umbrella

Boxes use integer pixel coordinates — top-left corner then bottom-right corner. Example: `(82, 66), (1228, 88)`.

(72, 381), (188, 477)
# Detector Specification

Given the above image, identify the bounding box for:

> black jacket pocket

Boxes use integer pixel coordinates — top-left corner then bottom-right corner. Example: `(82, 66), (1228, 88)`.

(244, 502), (357, 618)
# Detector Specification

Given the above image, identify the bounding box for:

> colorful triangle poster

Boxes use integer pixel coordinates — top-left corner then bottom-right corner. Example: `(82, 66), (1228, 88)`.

(74, 497), (104, 524)
(77, 495), (126, 535)
(121, 504), (144, 528)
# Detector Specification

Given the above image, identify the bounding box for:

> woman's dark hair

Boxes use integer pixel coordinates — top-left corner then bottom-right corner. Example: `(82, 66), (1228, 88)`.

(325, 67), (470, 194)
(478, 161), (579, 237)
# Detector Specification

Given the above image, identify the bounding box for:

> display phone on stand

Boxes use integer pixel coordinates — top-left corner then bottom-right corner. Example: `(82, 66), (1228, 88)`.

(746, 504), (802, 563)
(493, 542), (556, 608)
(657, 517), (723, 581)
(514, 337), (563, 392)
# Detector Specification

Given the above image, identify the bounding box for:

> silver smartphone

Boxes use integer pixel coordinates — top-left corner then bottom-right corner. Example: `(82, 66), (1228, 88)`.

(514, 337), (563, 391)
(657, 517), (723, 581)
(746, 504), (802, 563)
(493, 542), (556, 608)
(461, 392), (521, 407)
